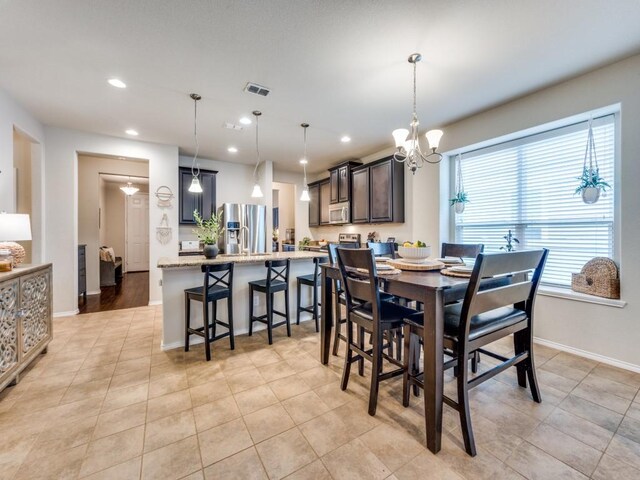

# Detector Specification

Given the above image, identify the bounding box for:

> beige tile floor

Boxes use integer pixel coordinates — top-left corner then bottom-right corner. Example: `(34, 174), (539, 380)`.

(1, 305), (640, 479)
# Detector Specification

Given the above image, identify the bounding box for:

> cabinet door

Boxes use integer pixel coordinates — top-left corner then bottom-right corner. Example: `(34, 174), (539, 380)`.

(351, 168), (370, 223)
(179, 168), (202, 224)
(19, 269), (51, 360)
(329, 169), (339, 204)
(308, 183), (320, 227)
(370, 160), (394, 222)
(319, 181), (331, 225)
(338, 166), (350, 203)
(200, 171), (217, 220)
(0, 279), (19, 381)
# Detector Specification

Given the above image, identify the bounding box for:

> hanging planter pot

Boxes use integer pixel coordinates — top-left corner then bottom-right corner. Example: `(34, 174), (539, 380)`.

(575, 118), (610, 205)
(454, 202), (466, 214)
(450, 154), (469, 214)
(581, 186), (601, 205)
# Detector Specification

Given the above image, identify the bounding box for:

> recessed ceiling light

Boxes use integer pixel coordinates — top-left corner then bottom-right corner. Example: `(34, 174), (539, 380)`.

(108, 78), (126, 88)
(341, 136), (351, 143)
(227, 146), (238, 153)
(299, 159), (308, 165)
(239, 117), (252, 125)
(125, 129), (138, 136)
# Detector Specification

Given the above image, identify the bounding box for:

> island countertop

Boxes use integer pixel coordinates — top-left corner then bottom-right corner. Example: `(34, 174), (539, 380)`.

(157, 250), (328, 269)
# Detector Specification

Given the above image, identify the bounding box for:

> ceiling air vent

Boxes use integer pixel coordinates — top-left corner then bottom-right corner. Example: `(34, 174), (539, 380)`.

(244, 82), (270, 97)
(223, 123), (243, 131)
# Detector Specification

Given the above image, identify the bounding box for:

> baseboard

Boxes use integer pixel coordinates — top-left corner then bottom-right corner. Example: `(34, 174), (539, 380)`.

(87, 290), (101, 295)
(53, 309), (79, 318)
(148, 300), (162, 306)
(534, 337), (640, 373)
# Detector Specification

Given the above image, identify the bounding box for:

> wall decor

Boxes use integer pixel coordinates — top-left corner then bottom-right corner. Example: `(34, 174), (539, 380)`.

(156, 213), (172, 245)
(155, 185), (174, 207)
(450, 154), (469, 214)
(575, 117), (611, 204)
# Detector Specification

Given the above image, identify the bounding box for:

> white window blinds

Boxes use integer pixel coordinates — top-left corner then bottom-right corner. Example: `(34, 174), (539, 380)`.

(454, 114), (615, 287)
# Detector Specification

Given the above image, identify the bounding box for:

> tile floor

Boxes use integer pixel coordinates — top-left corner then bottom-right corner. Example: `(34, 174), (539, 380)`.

(1, 306), (640, 479)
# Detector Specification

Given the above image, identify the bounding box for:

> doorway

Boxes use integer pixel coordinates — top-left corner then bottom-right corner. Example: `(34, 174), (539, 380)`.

(272, 182), (296, 251)
(77, 154), (150, 313)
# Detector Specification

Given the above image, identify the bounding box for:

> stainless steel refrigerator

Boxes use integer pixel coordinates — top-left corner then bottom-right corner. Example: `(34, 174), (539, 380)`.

(218, 203), (267, 254)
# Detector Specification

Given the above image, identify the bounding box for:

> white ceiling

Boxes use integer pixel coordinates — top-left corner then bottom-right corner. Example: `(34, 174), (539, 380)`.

(2, 0), (640, 173)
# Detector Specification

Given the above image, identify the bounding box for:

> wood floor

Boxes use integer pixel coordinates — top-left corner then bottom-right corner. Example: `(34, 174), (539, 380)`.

(78, 271), (149, 313)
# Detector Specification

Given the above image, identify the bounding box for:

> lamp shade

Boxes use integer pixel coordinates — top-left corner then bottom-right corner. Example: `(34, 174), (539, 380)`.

(392, 128), (409, 148)
(251, 183), (264, 198)
(188, 177), (203, 193)
(0, 213), (32, 241)
(425, 129), (443, 150)
(300, 187), (310, 202)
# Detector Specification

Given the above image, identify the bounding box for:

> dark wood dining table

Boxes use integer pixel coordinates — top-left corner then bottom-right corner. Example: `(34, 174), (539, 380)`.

(319, 263), (470, 454)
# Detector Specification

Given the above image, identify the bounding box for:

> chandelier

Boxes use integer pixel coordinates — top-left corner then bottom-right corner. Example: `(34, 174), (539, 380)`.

(392, 53), (443, 174)
(188, 93), (203, 193)
(299, 123), (310, 202)
(120, 178), (139, 196)
(250, 110), (264, 198)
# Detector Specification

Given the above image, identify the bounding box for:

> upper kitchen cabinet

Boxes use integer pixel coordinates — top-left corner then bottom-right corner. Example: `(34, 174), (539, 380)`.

(319, 179), (331, 225)
(179, 167), (218, 224)
(307, 181), (321, 227)
(328, 161), (361, 204)
(350, 156), (405, 224)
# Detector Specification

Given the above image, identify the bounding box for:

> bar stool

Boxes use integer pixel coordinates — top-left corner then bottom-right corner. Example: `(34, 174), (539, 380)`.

(184, 263), (235, 361)
(249, 259), (291, 344)
(296, 256), (329, 332)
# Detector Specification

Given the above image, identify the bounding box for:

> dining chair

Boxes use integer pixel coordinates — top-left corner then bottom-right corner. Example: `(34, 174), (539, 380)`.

(402, 249), (548, 456)
(248, 259), (291, 344)
(441, 242), (484, 261)
(337, 247), (418, 415)
(296, 256), (329, 332)
(367, 241), (396, 258)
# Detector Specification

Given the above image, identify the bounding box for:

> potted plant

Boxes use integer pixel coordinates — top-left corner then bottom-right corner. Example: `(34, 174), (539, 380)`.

(449, 191), (469, 214)
(193, 209), (224, 258)
(298, 236), (311, 250)
(500, 229), (519, 252)
(575, 166), (610, 204)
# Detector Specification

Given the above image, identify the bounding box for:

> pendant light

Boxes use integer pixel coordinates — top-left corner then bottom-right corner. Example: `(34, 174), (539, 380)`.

(120, 177), (139, 196)
(299, 123), (311, 202)
(251, 110), (264, 198)
(392, 53), (444, 174)
(188, 93), (203, 193)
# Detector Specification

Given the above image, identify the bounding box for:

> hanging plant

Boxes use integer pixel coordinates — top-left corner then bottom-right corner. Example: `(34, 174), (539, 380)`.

(575, 118), (610, 204)
(450, 153), (469, 214)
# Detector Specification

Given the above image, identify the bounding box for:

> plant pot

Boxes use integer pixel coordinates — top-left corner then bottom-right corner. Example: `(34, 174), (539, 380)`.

(581, 187), (601, 204)
(203, 244), (219, 259)
(454, 202), (466, 214)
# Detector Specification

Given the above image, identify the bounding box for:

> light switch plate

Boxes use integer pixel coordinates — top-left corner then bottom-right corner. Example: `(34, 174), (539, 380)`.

(181, 240), (200, 250)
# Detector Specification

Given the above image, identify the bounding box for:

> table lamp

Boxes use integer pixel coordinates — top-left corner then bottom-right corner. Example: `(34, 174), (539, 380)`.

(0, 213), (32, 267)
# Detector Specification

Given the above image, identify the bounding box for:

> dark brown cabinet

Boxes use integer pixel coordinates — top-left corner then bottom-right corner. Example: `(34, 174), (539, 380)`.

(328, 161), (361, 204)
(319, 180), (331, 225)
(78, 244), (86, 301)
(179, 167), (218, 224)
(308, 182), (320, 227)
(330, 170), (339, 204)
(350, 156), (405, 224)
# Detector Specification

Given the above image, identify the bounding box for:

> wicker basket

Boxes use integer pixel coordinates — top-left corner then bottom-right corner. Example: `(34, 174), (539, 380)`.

(571, 257), (620, 299)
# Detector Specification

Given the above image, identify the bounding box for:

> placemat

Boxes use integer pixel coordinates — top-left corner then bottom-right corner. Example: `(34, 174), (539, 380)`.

(356, 267), (402, 276)
(388, 259), (445, 271)
(440, 268), (472, 278)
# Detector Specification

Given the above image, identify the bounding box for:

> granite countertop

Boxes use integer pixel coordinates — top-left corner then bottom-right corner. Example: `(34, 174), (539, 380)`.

(158, 250), (328, 269)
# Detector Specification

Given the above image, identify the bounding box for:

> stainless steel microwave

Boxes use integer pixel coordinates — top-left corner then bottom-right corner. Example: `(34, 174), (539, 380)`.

(328, 202), (350, 224)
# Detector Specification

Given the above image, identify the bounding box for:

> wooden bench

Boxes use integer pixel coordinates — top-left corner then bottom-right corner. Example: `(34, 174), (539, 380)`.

(100, 256), (123, 287)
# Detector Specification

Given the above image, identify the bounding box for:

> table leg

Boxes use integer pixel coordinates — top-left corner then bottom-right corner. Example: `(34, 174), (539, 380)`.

(423, 289), (444, 453)
(320, 269), (333, 364)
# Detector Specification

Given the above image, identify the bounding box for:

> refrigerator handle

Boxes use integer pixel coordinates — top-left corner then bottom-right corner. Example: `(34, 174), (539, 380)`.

(241, 225), (250, 254)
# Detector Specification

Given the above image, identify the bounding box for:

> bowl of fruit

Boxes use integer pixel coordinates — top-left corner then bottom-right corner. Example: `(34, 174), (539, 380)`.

(398, 241), (431, 263)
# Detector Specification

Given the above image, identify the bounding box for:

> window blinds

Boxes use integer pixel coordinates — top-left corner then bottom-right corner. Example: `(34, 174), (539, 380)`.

(455, 115), (615, 287)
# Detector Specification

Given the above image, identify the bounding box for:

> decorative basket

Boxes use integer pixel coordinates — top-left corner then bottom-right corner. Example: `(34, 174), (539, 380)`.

(571, 257), (620, 299)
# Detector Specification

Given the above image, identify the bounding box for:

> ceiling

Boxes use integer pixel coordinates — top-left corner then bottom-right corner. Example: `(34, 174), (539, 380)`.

(2, 1), (640, 174)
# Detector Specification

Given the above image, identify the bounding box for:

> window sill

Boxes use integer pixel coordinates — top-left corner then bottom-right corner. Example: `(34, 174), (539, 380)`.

(539, 285), (626, 308)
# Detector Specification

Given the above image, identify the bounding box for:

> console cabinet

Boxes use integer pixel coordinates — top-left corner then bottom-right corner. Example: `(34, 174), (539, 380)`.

(0, 264), (53, 392)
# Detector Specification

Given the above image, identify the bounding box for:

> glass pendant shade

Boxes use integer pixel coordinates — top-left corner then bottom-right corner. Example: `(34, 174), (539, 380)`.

(251, 183), (264, 198)
(425, 129), (443, 150)
(188, 177), (203, 193)
(120, 182), (139, 196)
(392, 128), (409, 148)
(300, 187), (310, 202)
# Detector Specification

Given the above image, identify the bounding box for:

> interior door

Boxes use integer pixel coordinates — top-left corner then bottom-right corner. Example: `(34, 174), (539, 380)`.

(126, 193), (149, 272)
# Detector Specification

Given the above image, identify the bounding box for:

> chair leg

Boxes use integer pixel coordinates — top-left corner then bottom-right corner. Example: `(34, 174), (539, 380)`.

(521, 329), (542, 403)
(313, 284), (319, 333)
(184, 295), (190, 352)
(248, 286), (254, 336)
(368, 327), (383, 416)
(285, 288), (291, 337)
(212, 300), (217, 339)
(457, 350), (476, 456)
(395, 328), (402, 362)
(341, 317), (353, 391)
(228, 295), (235, 350)
(203, 300), (211, 362)
(296, 281), (301, 325)
(513, 330), (528, 389)
(266, 292), (273, 345)
(402, 324), (412, 407)
(411, 336), (421, 398)
(332, 288), (342, 356)
(471, 351), (478, 374)
(357, 326), (365, 376)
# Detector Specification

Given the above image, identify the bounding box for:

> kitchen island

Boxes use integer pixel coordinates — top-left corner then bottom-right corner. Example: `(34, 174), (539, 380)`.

(158, 251), (328, 350)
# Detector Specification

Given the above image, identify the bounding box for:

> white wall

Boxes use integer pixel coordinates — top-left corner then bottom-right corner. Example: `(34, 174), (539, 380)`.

(435, 53), (640, 368)
(45, 127), (179, 314)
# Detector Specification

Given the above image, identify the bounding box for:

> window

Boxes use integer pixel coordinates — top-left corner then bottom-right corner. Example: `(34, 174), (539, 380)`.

(454, 114), (616, 287)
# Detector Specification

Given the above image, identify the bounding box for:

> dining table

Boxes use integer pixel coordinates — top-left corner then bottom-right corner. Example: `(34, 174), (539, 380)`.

(319, 262), (470, 454)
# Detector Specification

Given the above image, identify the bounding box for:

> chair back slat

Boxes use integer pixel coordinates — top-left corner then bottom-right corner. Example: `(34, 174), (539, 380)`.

(329, 243), (360, 263)
(441, 242), (484, 259)
(336, 248), (380, 311)
(313, 256), (329, 278)
(459, 249), (548, 341)
(367, 242), (395, 258)
(266, 259), (290, 286)
(202, 262), (234, 293)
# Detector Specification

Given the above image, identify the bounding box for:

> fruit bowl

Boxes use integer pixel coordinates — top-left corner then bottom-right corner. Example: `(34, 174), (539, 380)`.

(398, 245), (432, 263)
